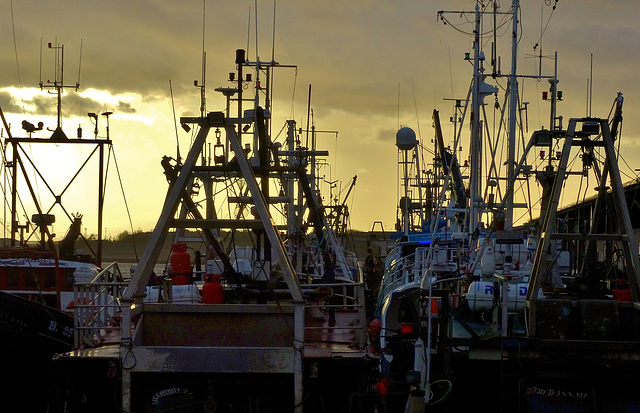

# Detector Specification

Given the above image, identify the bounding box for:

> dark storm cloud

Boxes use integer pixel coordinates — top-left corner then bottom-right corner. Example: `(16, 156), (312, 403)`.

(2, 0), (640, 236)
(376, 128), (398, 144)
(116, 100), (136, 114)
(32, 94), (57, 116)
(141, 94), (165, 105)
(4, 1), (638, 137)
(62, 93), (106, 117)
(0, 91), (22, 113)
(0, 1), (208, 96)
(0, 90), (134, 119)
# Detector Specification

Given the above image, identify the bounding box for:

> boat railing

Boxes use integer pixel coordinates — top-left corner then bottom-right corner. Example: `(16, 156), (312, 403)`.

(301, 279), (368, 349)
(73, 262), (128, 348)
(378, 249), (428, 298)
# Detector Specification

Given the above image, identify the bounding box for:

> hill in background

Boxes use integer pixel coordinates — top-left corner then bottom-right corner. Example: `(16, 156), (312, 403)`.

(87, 229), (391, 266)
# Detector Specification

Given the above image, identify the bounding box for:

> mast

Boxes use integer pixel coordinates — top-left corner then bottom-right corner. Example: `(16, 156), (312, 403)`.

(505, 0), (520, 257)
(549, 51), (560, 134)
(396, 127), (417, 236)
(200, 0), (206, 118)
(40, 42), (80, 140)
(469, 3), (482, 233)
(8, 42), (109, 263)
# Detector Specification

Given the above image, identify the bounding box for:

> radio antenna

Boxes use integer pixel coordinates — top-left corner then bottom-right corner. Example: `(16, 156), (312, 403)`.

(246, 7), (251, 56)
(271, 0), (276, 62)
(589, 53), (593, 117)
(39, 38), (43, 86)
(199, 0), (206, 116)
(39, 40), (80, 139)
(77, 38), (83, 87)
(254, 0), (259, 61)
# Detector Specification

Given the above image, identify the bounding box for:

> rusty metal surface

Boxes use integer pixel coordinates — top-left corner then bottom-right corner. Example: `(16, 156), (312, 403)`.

(130, 346), (295, 373)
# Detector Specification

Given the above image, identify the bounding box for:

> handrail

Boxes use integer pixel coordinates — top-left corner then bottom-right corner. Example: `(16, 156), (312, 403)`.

(301, 279), (368, 349)
(72, 262), (369, 350)
(378, 249), (424, 296)
(73, 262), (128, 348)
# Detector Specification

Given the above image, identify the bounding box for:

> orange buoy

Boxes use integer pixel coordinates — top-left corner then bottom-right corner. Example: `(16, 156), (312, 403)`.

(368, 318), (382, 335)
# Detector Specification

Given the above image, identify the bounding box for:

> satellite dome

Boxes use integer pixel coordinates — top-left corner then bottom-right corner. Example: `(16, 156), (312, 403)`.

(396, 127), (416, 150)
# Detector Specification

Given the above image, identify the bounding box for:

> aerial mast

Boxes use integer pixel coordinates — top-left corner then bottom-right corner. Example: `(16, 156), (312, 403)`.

(40, 41), (80, 140)
(469, 3), (482, 234)
(396, 127), (417, 236)
(504, 0), (520, 261)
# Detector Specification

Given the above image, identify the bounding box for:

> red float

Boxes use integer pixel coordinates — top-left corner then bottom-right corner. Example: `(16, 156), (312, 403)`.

(202, 274), (224, 304)
(170, 243), (191, 285)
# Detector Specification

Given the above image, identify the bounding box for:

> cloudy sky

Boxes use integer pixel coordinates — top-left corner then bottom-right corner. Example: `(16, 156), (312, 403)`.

(1, 0), (640, 240)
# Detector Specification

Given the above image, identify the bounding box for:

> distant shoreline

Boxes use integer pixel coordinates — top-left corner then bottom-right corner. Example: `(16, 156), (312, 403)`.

(89, 229), (382, 265)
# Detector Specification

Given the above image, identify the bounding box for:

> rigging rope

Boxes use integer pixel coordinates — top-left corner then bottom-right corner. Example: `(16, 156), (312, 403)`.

(10, 0), (25, 115)
(110, 146), (139, 260)
(533, 0), (559, 51)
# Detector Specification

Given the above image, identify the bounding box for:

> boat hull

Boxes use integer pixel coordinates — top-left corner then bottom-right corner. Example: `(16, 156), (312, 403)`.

(0, 290), (73, 412)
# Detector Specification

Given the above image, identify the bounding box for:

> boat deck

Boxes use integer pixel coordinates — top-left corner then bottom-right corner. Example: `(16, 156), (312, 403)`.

(61, 303), (369, 360)
(58, 342), (120, 360)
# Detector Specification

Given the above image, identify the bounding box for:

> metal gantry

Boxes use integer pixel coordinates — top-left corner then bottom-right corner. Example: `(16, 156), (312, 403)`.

(526, 117), (640, 334)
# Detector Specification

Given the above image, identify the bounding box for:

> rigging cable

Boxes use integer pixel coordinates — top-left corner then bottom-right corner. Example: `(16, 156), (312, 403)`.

(8, 2), (44, 235)
(559, 150), (581, 209)
(516, 89), (534, 222)
(411, 79), (423, 144)
(532, 0), (558, 52)
(0, 109), (12, 241)
(222, 167), (259, 266)
(10, 0), (25, 113)
(269, 0), (277, 130)
(289, 67), (298, 120)
(169, 80), (181, 164)
(110, 146), (139, 261)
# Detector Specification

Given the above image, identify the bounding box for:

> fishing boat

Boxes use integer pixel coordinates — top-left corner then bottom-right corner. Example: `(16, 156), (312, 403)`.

(0, 214), (102, 310)
(372, 2), (640, 412)
(0, 42), (123, 412)
(52, 48), (372, 412)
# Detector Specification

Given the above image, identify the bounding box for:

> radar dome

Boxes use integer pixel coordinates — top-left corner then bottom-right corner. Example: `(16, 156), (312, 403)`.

(396, 127), (417, 150)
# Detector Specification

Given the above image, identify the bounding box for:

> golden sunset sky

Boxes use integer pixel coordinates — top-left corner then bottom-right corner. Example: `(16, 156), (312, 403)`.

(1, 0), (640, 239)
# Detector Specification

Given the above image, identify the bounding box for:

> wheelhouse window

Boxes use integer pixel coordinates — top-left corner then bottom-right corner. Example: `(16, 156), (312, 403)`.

(64, 270), (75, 289)
(7, 269), (19, 288)
(44, 269), (56, 289)
(25, 270), (37, 289)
